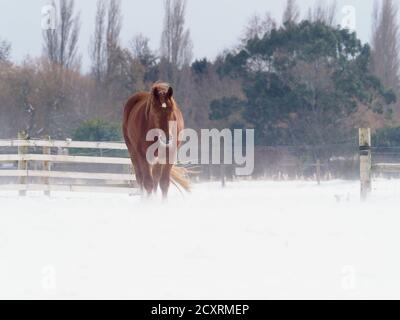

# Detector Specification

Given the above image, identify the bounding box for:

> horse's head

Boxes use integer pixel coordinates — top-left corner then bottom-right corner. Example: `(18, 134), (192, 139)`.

(149, 82), (176, 146)
(151, 82), (174, 113)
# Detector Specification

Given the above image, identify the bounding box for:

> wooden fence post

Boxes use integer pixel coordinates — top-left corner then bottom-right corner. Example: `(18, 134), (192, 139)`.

(359, 128), (372, 200)
(316, 159), (321, 185)
(17, 131), (28, 196)
(220, 164), (226, 188)
(43, 135), (51, 196)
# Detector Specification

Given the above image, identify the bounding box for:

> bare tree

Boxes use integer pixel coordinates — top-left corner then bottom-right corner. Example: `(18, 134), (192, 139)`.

(307, 0), (337, 26)
(283, 0), (300, 25)
(106, 0), (122, 78)
(0, 38), (11, 62)
(160, 0), (193, 68)
(129, 34), (157, 67)
(90, 0), (107, 82)
(89, 0), (123, 84)
(371, 0), (400, 92)
(130, 34), (151, 60)
(242, 13), (276, 42)
(43, 0), (81, 70)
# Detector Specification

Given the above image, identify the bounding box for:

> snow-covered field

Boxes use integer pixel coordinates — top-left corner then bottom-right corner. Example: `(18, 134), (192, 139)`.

(1, 179), (400, 300)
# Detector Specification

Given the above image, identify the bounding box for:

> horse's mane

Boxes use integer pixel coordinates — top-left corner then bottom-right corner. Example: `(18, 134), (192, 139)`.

(152, 82), (170, 91)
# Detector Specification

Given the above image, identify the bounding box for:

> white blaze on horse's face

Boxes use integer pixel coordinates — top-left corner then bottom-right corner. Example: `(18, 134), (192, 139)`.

(162, 103), (167, 109)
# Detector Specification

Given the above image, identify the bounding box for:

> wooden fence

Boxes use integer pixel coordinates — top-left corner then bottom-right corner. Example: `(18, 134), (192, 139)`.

(359, 128), (400, 200)
(2, 131), (382, 197)
(0, 134), (137, 195)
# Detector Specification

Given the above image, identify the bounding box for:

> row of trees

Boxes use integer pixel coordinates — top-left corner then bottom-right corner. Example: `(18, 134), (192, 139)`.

(0, 0), (400, 150)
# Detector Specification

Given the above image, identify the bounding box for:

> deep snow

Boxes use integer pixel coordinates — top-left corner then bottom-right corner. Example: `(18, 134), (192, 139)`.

(0, 179), (400, 299)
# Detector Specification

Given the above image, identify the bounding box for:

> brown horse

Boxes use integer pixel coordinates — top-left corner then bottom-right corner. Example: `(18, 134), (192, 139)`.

(123, 82), (190, 198)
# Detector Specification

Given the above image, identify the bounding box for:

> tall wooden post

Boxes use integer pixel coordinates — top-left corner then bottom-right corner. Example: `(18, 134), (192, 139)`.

(220, 164), (226, 188)
(359, 128), (372, 200)
(316, 159), (321, 185)
(43, 136), (51, 196)
(17, 131), (28, 196)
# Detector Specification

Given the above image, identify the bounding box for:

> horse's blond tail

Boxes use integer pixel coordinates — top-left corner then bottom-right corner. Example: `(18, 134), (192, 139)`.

(170, 166), (191, 193)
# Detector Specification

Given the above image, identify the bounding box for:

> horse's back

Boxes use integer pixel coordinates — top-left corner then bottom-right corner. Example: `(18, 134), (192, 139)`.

(123, 92), (148, 123)
(123, 92), (149, 152)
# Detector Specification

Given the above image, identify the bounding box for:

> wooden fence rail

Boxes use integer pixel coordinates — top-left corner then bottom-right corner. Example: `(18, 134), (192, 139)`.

(0, 154), (131, 165)
(0, 170), (135, 181)
(0, 135), (137, 196)
(0, 139), (127, 149)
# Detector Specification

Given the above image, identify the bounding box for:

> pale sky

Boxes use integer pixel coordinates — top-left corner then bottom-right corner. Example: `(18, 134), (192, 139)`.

(0, 0), (376, 71)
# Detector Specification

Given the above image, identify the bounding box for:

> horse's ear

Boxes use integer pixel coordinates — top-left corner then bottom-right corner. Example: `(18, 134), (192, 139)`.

(167, 86), (174, 98)
(152, 87), (159, 98)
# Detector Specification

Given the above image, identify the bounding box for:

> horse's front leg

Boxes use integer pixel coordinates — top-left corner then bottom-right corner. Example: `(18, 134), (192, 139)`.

(138, 157), (154, 196)
(132, 159), (143, 191)
(160, 164), (172, 199)
(152, 164), (162, 194)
